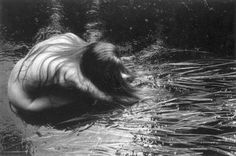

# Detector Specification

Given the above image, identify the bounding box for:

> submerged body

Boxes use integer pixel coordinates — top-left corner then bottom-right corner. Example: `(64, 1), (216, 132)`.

(8, 33), (138, 113)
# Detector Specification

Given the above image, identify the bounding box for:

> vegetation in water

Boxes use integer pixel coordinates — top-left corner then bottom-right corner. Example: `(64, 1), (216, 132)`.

(0, 0), (235, 155)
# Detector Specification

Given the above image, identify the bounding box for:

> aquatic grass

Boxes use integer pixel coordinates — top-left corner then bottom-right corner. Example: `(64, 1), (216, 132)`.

(2, 45), (236, 155)
(116, 46), (236, 155)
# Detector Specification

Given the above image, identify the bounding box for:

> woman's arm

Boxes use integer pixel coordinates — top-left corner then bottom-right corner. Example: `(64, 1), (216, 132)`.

(8, 81), (55, 112)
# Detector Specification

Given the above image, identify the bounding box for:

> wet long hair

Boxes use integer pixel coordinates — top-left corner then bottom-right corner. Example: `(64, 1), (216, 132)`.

(17, 33), (139, 105)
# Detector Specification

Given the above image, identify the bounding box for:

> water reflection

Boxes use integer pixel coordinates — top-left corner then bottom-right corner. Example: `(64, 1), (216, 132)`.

(1, 43), (236, 155)
(0, 42), (29, 62)
(0, 0), (235, 154)
(0, 50), (32, 154)
(0, 44), (135, 155)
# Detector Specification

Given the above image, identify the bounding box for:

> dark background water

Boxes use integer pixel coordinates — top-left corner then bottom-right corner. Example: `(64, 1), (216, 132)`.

(0, 0), (234, 55)
(0, 0), (235, 155)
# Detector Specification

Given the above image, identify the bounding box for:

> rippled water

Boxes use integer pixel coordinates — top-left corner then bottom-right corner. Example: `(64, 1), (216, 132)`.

(0, 48), (30, 155)
(0, 42), (236, 156)
(0, 44), (140, 155)
(0, 0), (235, 155)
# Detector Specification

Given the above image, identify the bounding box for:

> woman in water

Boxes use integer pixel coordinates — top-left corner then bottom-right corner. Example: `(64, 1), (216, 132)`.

(8, 33), (138, 113)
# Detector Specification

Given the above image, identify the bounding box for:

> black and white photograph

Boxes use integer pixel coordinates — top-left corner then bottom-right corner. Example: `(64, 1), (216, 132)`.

(0, 0), (235, 155)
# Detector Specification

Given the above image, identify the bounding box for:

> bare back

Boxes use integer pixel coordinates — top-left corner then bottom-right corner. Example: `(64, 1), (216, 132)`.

(8, 33), (88, 111)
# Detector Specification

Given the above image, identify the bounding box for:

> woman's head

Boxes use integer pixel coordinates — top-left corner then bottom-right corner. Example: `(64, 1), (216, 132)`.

(80, 42), (139, 105)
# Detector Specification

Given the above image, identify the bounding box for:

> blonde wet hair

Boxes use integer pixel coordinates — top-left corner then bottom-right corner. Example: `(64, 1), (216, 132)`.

(16, 33), (138, 105)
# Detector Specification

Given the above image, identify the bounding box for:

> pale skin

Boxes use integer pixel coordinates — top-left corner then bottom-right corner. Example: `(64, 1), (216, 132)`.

(8, 33), (112, 112)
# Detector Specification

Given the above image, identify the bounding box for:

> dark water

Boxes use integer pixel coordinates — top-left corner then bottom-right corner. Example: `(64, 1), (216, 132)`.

(0, 0), (235, 155)
(0, 46), (135, 155)
(1, 45), (236, 156)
